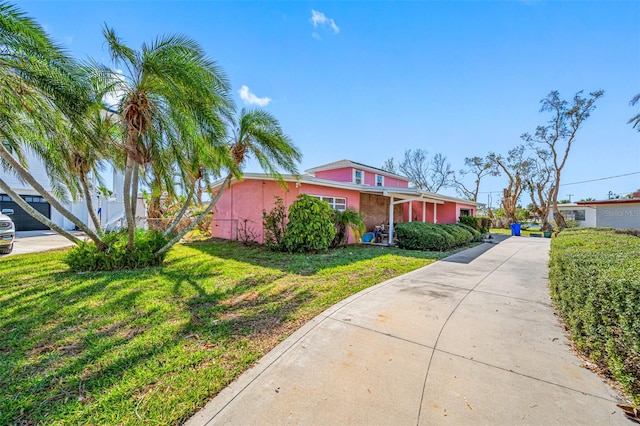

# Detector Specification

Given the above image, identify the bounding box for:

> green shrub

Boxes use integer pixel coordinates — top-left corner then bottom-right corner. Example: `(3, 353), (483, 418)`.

(458, 215), (478, 230)
(263, 196), (287, 251)
(64, 229), (169, 272)
(549, 228), (640, 404)
(283, 194), (336, 253)
(441, 224), (473, 246)
(454, 223), (482, 242)
(395, 222), (461, 251)
(459, 215), (490, 234)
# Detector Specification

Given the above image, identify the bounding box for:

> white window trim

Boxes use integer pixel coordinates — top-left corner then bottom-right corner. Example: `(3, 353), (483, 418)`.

(375, 174), (384, 187)
(353, 169), (364, 185)
(310, 195), (347, 211)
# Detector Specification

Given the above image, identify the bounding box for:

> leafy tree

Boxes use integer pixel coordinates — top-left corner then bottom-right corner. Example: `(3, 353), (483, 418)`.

(453, 156), (497, 202)
(383, 149), (453, 192)
(331, 208), (365, 248)
(522, 90), (603, 229)
(579, 197), (596, 202)
(488, 146), (530, 225)
(283, 194), (336, 253)
(520, 145), (554, 231)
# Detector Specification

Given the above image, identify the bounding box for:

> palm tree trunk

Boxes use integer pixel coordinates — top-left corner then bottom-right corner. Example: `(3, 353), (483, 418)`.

(81, 173), (103, 235)
(131, 163), (139, 220)
(0, 144), (105, 249)
(123, 155), (136, 249)
(0, 178), (82, 245)
(155, 174), (231, 256)
(163, 185), (194, 237)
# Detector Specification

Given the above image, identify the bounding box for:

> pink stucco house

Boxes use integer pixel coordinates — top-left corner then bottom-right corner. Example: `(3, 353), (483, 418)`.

(210, 159), (480, 244)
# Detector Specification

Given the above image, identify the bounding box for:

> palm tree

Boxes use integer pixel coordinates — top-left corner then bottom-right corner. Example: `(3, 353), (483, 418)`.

(0, 2), (110, 247)
(103, 26), (233, 249)
(332, 208), (365, 247)
(630, 93), (640, 131)
(155, 108), (302, 255)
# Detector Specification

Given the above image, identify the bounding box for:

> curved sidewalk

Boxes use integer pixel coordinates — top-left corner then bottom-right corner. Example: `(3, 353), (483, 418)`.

(186, 237), (627, 425)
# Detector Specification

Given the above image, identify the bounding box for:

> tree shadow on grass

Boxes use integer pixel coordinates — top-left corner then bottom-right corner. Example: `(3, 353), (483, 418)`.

(2, 256), (316, 423)
(183, 239), (453, 277)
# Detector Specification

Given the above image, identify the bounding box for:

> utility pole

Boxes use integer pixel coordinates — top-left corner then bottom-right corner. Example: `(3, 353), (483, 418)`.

(566, 193), (574, 202)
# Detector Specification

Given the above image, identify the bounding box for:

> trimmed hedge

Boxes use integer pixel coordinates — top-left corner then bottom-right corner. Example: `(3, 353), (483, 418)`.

(459, 215), (490, 234)
(395, 222), (474, 251)
(454, 223), (482, 242)
(549, 228), (640, 404)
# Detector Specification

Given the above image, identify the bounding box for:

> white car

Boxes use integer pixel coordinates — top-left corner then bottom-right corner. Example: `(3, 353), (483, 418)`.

(0, 209), (15, 254)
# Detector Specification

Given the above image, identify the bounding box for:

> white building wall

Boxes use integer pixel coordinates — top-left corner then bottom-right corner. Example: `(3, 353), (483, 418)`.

(555, 204), (597, 227)
(2, 152), (147, 231)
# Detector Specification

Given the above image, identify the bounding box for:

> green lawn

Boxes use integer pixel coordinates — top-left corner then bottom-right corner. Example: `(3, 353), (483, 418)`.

(0, 240), (459, 425)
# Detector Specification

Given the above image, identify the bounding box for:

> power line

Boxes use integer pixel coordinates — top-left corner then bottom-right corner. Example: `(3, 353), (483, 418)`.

(478, 171), (640, 194)
(559, 171), (640, 186)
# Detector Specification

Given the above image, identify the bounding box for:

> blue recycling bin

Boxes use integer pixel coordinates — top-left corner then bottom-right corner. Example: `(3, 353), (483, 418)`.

(511, 223), (521, 236)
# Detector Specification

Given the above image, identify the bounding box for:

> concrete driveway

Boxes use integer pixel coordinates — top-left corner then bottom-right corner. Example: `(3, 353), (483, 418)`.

(0, 230), (83, 257)
(186, 236), (628, 425)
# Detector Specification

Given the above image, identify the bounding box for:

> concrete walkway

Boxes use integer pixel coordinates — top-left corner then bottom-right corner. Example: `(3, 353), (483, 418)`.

(0, 230), (83, 257)
(186, 237), (628, 425)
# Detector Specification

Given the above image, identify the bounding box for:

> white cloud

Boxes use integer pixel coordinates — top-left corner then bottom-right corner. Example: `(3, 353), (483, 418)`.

(310, 10), (339, 35)
(239, 85), (271, 107)
(312, 32), (322, 41)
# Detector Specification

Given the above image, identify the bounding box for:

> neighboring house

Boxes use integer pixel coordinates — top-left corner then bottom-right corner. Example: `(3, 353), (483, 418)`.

(557, 194), (640, 230)
(210, 159), (480, 244)
(0, 151), (143, 231)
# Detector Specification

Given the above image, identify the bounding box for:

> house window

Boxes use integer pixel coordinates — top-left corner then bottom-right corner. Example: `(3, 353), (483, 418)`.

(375, 175), (384, 187)
(460, 209), (471, 217)
(311, 195), (347, 211)
(353, 169), (363, 185)
(561, 209), (586, 221)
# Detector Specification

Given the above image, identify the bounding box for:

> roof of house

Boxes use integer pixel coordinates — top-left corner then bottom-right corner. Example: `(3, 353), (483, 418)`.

(305, 159), (408, 180)
(576, 198), (640, 206)
(211, 173), (482, 206)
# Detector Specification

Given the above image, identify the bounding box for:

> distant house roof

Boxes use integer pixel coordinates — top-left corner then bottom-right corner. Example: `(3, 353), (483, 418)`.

(211, 173), (481, 206)
(305, 159), (408, 180)
(576, 198), (640, 206)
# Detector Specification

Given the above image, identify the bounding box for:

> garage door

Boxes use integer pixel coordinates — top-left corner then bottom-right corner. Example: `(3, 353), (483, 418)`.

(0, 194), (51, 231)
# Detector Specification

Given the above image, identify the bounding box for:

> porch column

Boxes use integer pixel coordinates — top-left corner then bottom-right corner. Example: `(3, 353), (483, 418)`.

(408, 201), (413, 222)
(388, 196), (394, 245)
(422, 201), (426, 222)
(434, 203), (437, 224)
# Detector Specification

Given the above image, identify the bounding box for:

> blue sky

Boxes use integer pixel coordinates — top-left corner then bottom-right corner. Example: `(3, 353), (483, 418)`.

(18, 0), (640, 205)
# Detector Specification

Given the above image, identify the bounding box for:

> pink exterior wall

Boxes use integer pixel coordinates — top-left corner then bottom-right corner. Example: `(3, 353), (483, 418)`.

(434, 202), (476, 224)
(384, 176), (409, 188)
(399, 201), (476, 224)
(314, 167), (409, 188)
(400, 201), (441, 223)
(314, 167), (354, 183)
(211, 179), (361, 244)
